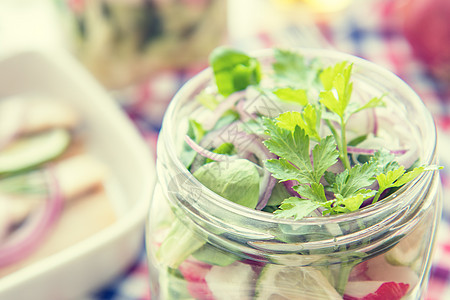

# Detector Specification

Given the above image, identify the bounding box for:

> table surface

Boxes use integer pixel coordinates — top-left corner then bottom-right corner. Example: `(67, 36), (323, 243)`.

(1, 0), (450, 299)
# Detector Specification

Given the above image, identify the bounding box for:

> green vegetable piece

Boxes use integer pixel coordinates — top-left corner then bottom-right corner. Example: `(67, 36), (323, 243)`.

(192, 243), (239, 266)
(347, 134), (368, 147)
(273, 87), (308, 106)
(209, 46), (261, 97)
(255, 263), (341, 299)
(276, 107), (321, 141)
(206, 142), (235, 164)
(350, 95), (386, 116)
(294, 182), (328, 204)
(274, 197), (321, 220)
(319, 62), (353, 120)
(311, 136), (340, 181)
(319, 61), (348, 91)
(331, 162), (377, 198)
(263, 119), (313, 183)
(264, 158), (305, 183)
(212, 111), (240, 131)
(159, 267), (192, 300)
(0, 128), (70, 175)
(272, 49), (321, 89)
(0, 170), (46, 195)
(267, 182), (292, 207)
(196, 90), (220, 110)
(156, 219), (205, 268)
(371, 149), (400, 174)
(326, 194), (367, 215)
(180, 119), (205, 168)
(319, 61), (386, 171)
(207, 142), (234, 161)
(263, 119), (338, 185)
(193, 159), (260, 209)
(324, 252), (367, 295)
(261, 205), (278, 213)
(263, 119), (341, 219)
(373, 165), (441, 203)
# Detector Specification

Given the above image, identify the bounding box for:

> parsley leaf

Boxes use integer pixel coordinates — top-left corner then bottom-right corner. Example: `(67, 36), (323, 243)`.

(276, 108), (321, 141)
(294, 182), (328, 203)
(319, 62), (353, 119)
(273, 87), (308, 106)
(311, 136), (339, 181)
(273, 197), (321, 219)
(263, 118), (313, 180)
(264, 158), (308, 183)
(373, 165), (441, 203)
(261, 116), (432, 219)
(318, 61), (385, 170)
(272, 49), (321, 89)
(319, 61), (348, 91)
(330, 162), (376, 198)
(327, 194), (366, 214)
(370, 149), (400, 174)
(263, 118), (339, 220)
(350, 95), (386, 116)
(263, 117), (338, 184)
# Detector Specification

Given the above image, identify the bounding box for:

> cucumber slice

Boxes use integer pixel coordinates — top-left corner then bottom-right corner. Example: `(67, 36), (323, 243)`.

(255, 264), (341, 300)
(192, 243), (239, 267)
(385, 221), (428, 268)
(156, 219), (205, 268)
(204, 262), (255, 300)
(159, 267), (192, 300)
(0, 129), (71, 174)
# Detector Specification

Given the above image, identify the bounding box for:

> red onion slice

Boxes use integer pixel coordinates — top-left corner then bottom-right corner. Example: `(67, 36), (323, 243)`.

(184, 135), (238, 162)
(283, 180), (301, 198)
(372, 108), (378, 136)
(256, 175), (277, 210)
(347, 146), (408, 156)
(236, 99), (257, 122)
(203, 91), (246, 130)
(0, 167), (63, 268)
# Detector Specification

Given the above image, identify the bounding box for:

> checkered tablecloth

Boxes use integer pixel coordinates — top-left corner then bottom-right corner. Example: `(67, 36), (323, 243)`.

(90, 1), (450, 299)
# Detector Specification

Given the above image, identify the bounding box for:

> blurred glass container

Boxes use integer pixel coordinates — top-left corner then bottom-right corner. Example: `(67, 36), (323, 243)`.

(55, 0), (227, 90)
(270, 0), (353, 20)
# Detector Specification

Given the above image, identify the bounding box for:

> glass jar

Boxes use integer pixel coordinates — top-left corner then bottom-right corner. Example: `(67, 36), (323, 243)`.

(146, 48), (442, 299)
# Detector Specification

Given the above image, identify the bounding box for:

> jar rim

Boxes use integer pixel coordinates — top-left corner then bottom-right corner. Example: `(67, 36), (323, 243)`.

(160, 47), (438, 226)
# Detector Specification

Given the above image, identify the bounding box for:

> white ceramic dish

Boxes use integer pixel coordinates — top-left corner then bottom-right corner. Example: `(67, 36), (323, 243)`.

(0, 49), (155, 299)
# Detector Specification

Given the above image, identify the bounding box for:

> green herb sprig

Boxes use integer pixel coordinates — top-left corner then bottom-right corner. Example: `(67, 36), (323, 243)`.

(199, 47), (441, 220)
(261, 51), (440, 219)
(263, 116), (439, 219)
(319, 62), (385, 170)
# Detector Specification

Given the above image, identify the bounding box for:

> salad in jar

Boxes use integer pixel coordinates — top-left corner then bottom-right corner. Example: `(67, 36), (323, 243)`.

(147, 47), (442, 299)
